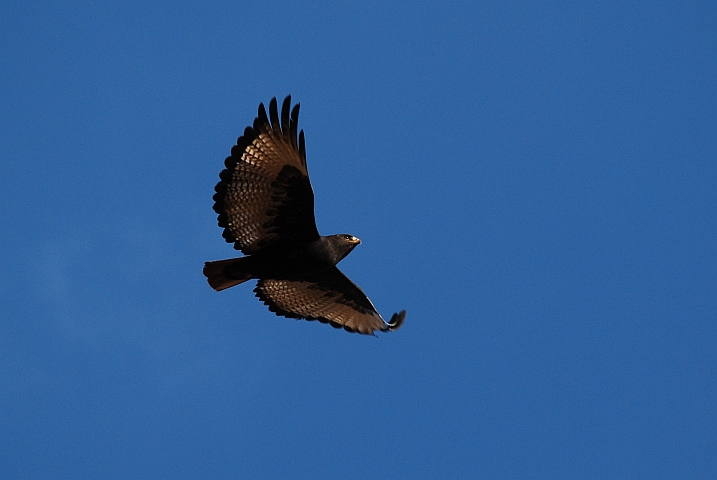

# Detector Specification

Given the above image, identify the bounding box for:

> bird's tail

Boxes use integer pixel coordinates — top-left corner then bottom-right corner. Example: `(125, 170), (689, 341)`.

(203, 257), (255, 291)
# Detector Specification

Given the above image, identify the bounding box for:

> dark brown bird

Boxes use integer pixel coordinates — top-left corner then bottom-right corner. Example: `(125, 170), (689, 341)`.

(203, 96), (405, 335)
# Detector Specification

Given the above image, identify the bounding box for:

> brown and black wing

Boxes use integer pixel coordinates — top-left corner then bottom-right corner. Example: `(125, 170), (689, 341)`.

(213, 96), (320, 255)
(254, 267), (406, 335)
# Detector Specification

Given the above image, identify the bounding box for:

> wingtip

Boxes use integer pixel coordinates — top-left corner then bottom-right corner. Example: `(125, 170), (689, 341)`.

(387, 310), (406, 331)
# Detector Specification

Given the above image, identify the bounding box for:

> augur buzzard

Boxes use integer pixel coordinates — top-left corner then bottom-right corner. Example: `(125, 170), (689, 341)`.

(203, 96), (405, 335)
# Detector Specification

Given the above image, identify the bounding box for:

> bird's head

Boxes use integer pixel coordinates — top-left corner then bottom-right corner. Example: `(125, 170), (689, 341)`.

(342, 234), (361, 246)
(323, 234), (361, 264)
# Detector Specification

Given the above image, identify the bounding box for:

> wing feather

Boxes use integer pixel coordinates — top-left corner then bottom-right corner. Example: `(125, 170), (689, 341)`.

(281, 96), (291, 135)
(213, 96), (318, 254)
(254, 267), (405, 335)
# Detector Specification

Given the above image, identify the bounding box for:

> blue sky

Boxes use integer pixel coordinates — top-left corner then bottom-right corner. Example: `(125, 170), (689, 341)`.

(1, 1), (715, 478)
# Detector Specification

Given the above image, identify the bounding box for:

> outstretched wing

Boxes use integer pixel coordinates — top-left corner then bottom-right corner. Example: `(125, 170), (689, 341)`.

(254, 267), (406, 335)
(213, 96), (320, 255)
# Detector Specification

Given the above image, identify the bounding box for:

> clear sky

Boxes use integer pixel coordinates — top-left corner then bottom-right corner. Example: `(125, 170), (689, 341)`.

(1, 1), (715, 478)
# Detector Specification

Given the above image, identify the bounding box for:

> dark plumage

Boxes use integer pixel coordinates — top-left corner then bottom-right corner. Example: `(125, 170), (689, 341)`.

(203, 96), (405, 335)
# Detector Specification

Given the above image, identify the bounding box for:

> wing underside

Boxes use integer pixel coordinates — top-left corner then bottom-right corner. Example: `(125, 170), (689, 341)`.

(254, 267), (405, 335)
(213, 96), (319, 254)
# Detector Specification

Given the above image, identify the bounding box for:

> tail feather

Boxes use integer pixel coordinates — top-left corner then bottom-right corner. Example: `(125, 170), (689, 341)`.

(203, 257), (254, 291)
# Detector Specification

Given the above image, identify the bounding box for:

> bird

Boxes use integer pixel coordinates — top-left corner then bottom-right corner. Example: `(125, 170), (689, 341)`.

(203, 96), (405, 335)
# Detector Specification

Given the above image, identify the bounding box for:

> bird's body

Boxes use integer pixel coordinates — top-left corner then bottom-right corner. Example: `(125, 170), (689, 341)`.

(204, 234), (358, 289)
(203, 96), (405, 335)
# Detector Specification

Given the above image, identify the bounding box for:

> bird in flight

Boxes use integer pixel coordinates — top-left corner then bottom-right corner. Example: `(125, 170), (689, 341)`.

(203, 96), (405, 335)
